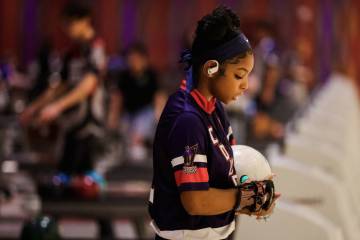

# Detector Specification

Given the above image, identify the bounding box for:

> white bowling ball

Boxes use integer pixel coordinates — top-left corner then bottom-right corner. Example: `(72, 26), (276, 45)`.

(231, 145), (272, 184)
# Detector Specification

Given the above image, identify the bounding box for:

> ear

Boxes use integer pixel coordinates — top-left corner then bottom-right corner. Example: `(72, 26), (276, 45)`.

(203, 60), (219, 77)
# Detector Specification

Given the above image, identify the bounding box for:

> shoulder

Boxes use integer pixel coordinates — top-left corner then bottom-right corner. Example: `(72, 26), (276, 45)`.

(175, 111), (204, 127)
(160, 90), (206, 129)
(166, 111), (208, 149)
(164, 90), (204, 119)
(171, 108), (208, 138)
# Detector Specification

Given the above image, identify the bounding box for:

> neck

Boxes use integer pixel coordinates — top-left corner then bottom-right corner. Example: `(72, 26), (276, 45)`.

(196, 75), (213, 101)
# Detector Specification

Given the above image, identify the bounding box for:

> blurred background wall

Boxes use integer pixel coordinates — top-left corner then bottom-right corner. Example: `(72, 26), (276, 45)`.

(0, 0), (359, 91)
(1, 1), (360, 239)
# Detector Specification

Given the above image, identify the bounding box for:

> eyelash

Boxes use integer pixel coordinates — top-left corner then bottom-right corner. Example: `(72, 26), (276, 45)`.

(235, 74), (243, 80)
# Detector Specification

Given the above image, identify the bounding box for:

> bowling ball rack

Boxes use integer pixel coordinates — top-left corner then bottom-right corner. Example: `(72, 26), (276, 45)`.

(38, 164), (153, 239)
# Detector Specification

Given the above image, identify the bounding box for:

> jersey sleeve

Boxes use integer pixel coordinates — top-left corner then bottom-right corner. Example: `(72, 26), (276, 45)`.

(82, 38), (105, 75)
(167, 112), (210, 192)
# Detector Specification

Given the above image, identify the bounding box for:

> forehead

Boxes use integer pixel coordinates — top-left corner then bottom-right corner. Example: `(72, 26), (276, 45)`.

(224, 54), (254, 71)
(127, 51), (146, 60)
(66, 18), (88, 26)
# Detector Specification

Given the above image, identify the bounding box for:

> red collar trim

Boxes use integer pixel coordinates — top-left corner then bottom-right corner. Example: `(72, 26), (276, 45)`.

(180, 79), (187, 91)
(190, 89), (216, 114)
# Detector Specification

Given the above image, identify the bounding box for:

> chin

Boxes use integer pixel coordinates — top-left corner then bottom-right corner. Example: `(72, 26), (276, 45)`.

(220, 99), (231, 105)
(217, 95), (233, 104)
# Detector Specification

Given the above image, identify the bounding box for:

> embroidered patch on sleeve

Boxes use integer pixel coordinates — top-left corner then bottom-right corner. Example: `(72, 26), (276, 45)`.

(183, 144), (198, 174)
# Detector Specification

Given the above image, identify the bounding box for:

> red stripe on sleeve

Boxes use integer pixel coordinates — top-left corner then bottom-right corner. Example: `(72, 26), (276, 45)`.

(174, 167), (209, 186)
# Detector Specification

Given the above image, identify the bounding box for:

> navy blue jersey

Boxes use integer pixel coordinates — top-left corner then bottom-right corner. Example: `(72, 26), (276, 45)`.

(149, 87), (238, 240)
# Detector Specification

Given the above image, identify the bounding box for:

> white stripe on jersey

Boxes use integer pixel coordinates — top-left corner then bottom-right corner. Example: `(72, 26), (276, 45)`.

(227, 126), (233, 140)
(150, 220), (235, 240)
(170, 154), (207, 167)
(149, 188), (154, 203)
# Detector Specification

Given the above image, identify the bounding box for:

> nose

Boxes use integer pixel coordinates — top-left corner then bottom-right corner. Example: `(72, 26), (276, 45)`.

(239, 77), (249, 91)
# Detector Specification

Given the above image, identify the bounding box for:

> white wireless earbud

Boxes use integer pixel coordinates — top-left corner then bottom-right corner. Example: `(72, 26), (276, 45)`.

(207, 60), (219, 76)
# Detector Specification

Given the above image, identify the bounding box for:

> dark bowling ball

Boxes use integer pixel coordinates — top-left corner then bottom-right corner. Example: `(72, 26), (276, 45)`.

(20, 215), (60, 240)
(70, 175), (100, 200)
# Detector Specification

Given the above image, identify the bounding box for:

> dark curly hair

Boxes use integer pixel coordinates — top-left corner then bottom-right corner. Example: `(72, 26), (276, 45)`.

(192, 5), (241, 58)
(190, 5), (252, 85)
(61, 1), (92, 22)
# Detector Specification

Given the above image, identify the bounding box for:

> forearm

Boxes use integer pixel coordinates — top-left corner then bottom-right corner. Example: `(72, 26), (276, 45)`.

(54, 73), (97, 112)
(28, 82), (65, 110)
(107, 90), (122, 128)
(180, 188), (237, 216)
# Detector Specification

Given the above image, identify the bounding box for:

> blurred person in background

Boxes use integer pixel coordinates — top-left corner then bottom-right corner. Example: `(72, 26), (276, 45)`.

(19, 1), (107, 193)
(0, 59), (11, 113)
(277, 36), (313, 120)
(107, 42), (166, 164)
(246, 21), (285, 152)
(0, 53), (29, 115)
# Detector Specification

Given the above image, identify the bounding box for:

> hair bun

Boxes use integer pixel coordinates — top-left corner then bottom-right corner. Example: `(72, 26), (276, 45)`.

(193, 5), (241, 57)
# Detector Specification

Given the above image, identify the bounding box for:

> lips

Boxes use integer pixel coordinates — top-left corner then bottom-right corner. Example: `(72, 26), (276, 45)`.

(232, 92), (243, 101)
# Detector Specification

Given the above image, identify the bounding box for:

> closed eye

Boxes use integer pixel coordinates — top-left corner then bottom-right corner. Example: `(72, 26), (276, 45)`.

(234, 74), (243, 80)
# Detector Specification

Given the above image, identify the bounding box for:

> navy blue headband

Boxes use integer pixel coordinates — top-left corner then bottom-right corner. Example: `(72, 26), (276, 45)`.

(180, 33), (252, 70)
(198, 33), (251, 63)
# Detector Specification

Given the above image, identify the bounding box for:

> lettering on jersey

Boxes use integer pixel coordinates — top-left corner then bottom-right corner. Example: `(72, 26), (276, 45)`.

(183, 144), (198, 174)
(208, 125), (237, 186)
(219, 144), (230, 160)
(208, 127), (219, 145)
(232, 175), (239, 186)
